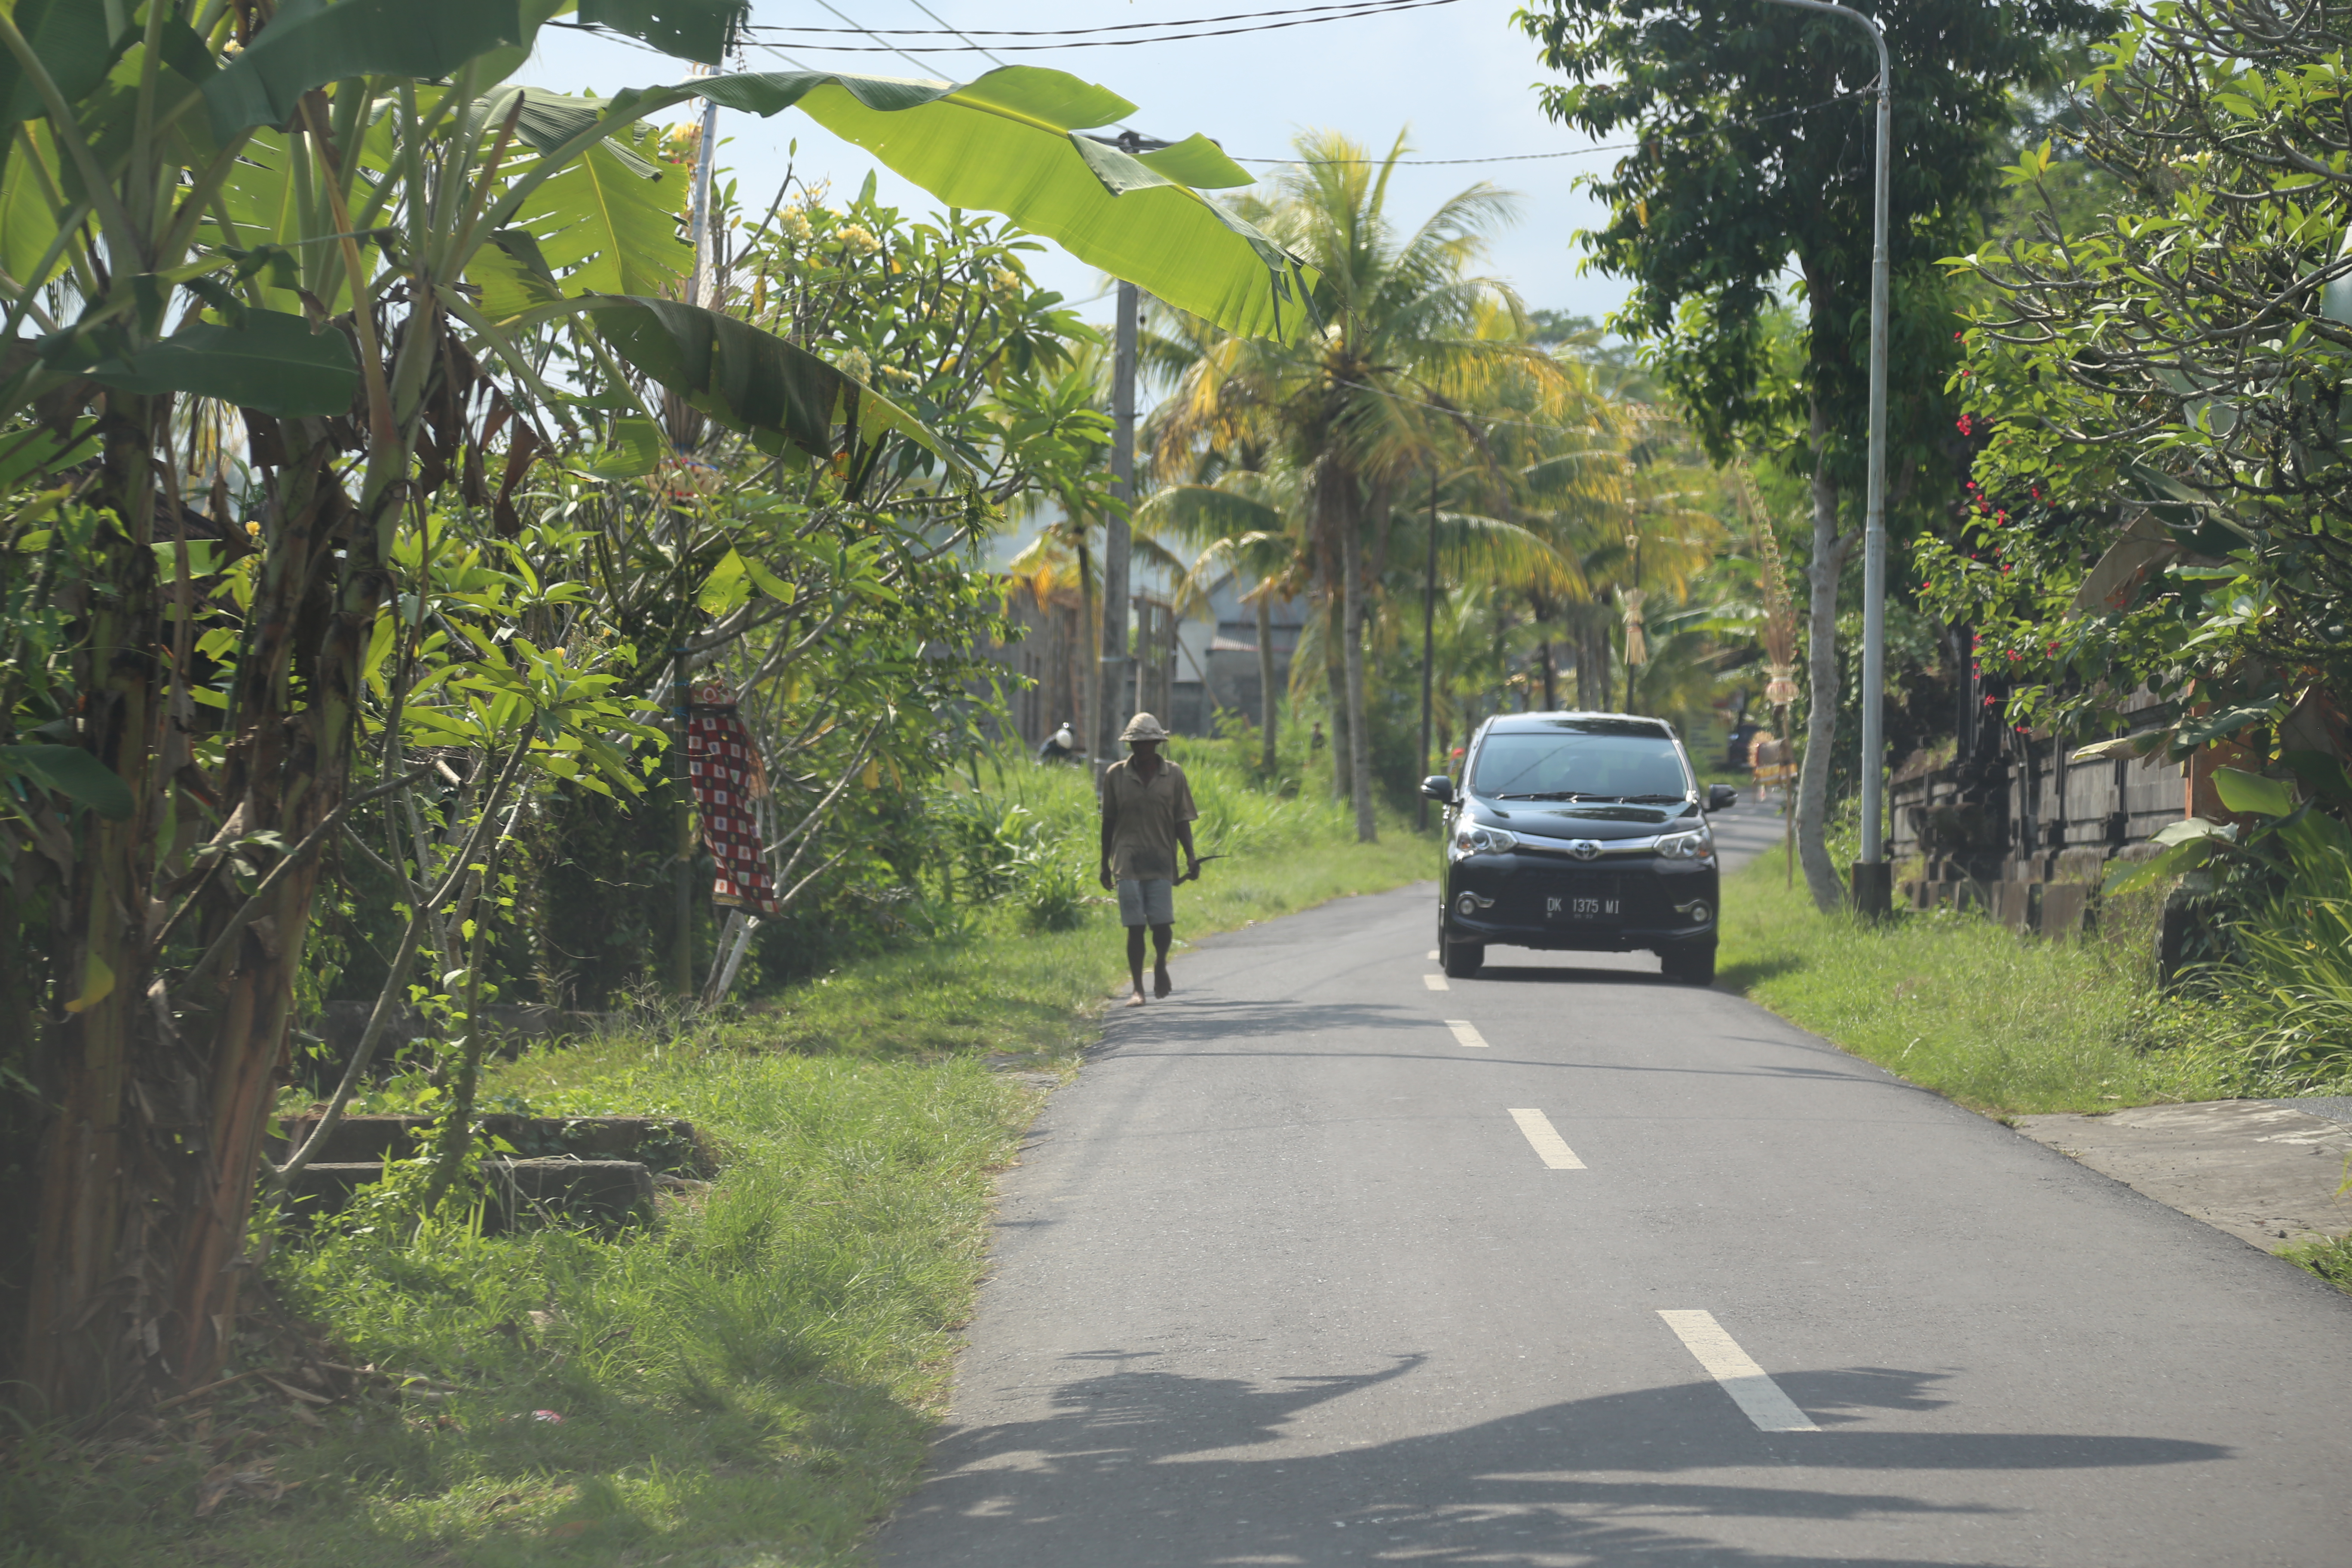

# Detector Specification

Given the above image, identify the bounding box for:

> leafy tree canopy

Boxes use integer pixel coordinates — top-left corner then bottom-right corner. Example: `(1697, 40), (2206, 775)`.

(1514, 0), (2112, 490)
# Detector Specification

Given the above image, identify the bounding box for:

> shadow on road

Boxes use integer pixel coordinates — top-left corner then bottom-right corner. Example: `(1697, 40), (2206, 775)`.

(1099, 998), (1432, 1046)
(881, 1356), (2227, 1568)
(1716, 955), (1806, 991)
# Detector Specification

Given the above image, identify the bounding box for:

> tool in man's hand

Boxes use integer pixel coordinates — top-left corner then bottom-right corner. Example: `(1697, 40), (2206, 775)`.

(1178, 853), (1228, 885)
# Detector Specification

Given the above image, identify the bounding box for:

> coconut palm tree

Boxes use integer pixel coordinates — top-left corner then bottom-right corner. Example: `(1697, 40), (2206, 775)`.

(1155, 130), (1572, 841)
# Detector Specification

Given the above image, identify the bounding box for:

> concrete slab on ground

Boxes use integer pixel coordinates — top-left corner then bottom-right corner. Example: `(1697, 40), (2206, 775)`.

(2010, 1099), (2352, 1252)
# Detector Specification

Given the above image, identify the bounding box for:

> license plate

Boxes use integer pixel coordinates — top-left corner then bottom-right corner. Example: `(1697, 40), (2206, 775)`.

(1547, 889), (1620, 922)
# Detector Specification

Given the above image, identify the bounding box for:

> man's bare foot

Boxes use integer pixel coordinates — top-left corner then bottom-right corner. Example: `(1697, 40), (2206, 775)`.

(1126, 990), (1147, 1008)
(1154, 968), (1173, 998)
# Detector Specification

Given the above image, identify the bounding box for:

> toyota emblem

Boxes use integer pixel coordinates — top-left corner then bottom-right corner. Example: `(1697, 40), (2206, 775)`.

(1570, 839), (1602, 861)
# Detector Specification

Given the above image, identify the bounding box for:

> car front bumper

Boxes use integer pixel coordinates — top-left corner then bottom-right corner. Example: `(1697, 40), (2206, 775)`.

(1440, 850), (1718, 952)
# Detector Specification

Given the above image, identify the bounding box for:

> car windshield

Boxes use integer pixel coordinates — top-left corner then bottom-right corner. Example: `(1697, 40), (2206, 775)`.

(1472, 729), (1689, 800)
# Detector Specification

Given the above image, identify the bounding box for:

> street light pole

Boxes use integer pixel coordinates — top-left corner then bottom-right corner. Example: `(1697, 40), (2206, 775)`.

(1763, 0), (1892, 916)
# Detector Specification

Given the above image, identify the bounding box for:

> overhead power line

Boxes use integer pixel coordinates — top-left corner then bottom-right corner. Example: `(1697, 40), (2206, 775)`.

(1240, 90), (1872, 165)
(808, 0), (946, 74)
(557, 15), (1867, 173)
(753, 0), (1450, 34)
(749, 0), (1458, 49)
(899, 0), (1013, 69)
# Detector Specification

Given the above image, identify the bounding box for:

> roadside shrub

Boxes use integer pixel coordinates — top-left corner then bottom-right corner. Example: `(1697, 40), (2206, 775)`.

(2205, 895), (2352, 1091)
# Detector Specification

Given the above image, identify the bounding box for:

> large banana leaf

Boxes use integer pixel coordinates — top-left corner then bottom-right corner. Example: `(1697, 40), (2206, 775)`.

(0, 743), (131, 819)
(0, 0), (116, 126)
(0, 122), (58, 282)
(597, 67), (1318, 344)
(84, 309), (358, 418)
(516, 140), (690, 300)
(579, 0), (746, 67)
(581, 295), (950, 468)
(204, 0), (529, 138)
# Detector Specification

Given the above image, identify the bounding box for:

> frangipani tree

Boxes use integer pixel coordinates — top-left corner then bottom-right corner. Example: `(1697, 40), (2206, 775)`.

(0, 0), (1317, 1420)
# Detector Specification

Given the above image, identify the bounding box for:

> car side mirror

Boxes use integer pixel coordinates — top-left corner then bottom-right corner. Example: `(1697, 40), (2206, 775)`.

(1708, 784), (1739, 812)
(1420, 774), (1455, 804)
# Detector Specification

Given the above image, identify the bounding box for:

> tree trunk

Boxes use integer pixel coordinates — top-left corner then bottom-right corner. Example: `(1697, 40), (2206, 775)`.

(1321, 585), (1351, 802)
(1795, 436), (1855, 915)
(21, 407), (394, 1414)
(1255, 591), (1278, 775)
(1077, 540), (1097, 772)
(1339, 518), (1377, 842)
(1579, 619), (1612, 711)
(21, 395), (164, 1415)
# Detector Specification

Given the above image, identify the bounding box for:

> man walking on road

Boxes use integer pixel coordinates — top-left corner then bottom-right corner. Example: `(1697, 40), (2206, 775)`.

(1099, 713), (1200, 1008)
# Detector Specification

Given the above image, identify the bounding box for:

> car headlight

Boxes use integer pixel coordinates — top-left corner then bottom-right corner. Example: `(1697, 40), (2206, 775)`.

(1450, 823), (1519, 859)
(1655, 827), (1714, 860)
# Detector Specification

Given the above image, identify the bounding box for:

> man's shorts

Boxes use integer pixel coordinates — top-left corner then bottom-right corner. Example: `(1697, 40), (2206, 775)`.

(1116, 877), (1175, 928)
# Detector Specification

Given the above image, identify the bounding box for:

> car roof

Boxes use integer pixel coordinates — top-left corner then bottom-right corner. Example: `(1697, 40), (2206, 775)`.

(1481, 712), (1679, 740)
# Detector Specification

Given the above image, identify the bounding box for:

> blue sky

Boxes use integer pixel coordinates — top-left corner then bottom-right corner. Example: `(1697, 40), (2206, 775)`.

(518, 0), (1636, 333)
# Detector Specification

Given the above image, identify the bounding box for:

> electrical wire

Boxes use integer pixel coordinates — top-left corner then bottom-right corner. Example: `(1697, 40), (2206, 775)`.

(558, 18), (1868, 173)
(1238, 89), (1872, 166)
(753, 0), (1450, 35)
(751, 0), (1457, 49)
(897, 0), (1012, 69)
(808, 0), (951, 74)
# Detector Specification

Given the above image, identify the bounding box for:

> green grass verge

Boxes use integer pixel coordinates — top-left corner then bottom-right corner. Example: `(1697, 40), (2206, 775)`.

(1717, 842), (2233, 1115)
(2281, 1233), (2352, 1295)
(3, 770), (1430, 1568)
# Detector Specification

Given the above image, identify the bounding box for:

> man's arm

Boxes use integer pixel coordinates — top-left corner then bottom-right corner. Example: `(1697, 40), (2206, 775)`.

(1175, 769), (1200, 877)
(1099, 769), (1118, 890)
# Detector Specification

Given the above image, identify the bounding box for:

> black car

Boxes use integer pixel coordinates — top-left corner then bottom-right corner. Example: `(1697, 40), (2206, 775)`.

(1421, 712), (1735, 985)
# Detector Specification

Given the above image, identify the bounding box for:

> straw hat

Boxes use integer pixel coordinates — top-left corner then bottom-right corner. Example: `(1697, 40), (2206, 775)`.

(1120, 712), (1172, 742)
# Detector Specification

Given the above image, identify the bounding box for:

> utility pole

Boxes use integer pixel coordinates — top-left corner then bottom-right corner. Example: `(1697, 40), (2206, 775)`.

(1764, 0), (1892, 916)
(1098, 279), (1139, 770)
(1096, 132), (1173, 772)
(1418, 474), (1437, 830)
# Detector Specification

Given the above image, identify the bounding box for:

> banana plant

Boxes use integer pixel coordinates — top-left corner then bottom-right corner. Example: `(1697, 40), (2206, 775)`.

(0, 0), (1317, 1420)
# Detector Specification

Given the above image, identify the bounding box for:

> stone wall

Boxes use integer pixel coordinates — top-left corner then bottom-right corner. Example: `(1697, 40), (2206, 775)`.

(1889, 720), (2184, 938)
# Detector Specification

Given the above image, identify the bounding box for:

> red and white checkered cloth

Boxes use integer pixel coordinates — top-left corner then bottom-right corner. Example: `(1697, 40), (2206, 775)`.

(686, 683), (778, 914)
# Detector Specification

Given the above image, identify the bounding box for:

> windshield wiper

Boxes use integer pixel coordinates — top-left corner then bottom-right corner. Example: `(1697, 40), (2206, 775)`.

(1493, 790), (1588, 801)
(1612, 793), (1689, 803)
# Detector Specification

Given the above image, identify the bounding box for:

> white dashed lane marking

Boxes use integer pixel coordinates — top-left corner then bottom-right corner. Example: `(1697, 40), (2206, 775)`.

(1507, 1108), (1584, 1169)
(1446, 1020), (1488, 1049)
(1427, 949), (1439, 960)
(1424, 974), (1449, 990)
(1657, 1310), (1819, 1432)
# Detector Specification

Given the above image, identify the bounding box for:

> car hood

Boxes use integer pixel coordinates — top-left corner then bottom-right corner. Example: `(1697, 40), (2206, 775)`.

(1469, 799), (1696, 839)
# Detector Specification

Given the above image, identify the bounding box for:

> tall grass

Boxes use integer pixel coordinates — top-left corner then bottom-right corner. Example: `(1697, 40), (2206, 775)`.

(2209, 897), (2352, 1093)
(6, 746), (1435, 1568)
(1718, 843), (2235, 1114)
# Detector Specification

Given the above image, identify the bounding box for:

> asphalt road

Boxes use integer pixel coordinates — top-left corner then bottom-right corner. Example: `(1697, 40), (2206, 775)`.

(878, 798), (2352, 1566)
